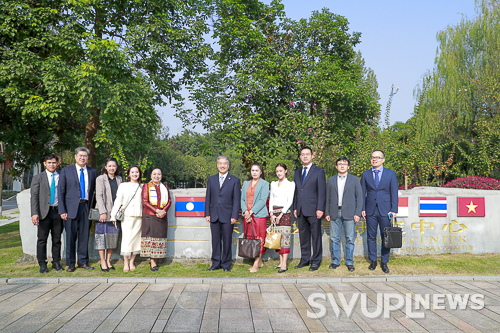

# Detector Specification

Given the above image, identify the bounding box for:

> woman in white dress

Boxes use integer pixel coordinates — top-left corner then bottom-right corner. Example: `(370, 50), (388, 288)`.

(110, 165), (143, 272)
(269, 163), (295, 273)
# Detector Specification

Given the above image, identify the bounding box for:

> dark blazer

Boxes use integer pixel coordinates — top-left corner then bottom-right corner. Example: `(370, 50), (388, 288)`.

(205, 173), (241, 223)
(325, 173), (363, 220)
(58, 164), (97, 219)
(30, 172), (52, 220)
(293, 164), (326, 216)
(361, 167), (398, 216)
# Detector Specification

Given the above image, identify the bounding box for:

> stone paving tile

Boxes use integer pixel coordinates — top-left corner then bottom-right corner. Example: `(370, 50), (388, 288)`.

(318, 307), (364, 332)
(363, 282), (400, 292)
(262, 292), (295, 309)
(199, 307), (219, 332)
(151, 319), (168, 333)
(328, 282), (359, 292)
(57, 308), (113, 333)
(175, 291), (208, 309)
(105, 283), (137, 292)
(220, 292), (250, 308)
(443, 308), (500, 331)
(259, 283), (285, 292)
(147, 283), (174, 292)
(0, 284), (34, 302)
(184, 283), (210, 292)
(86, 291), (130, 309)
(20, 283), (59, 293)
(222, 283), (247, 293)
(209, 284), (222, 293)
(219, 308), (254, 332)
(133, 291), (170, 309)
(205, 291), (221, 309)
(0, 292), (45, 320)
(164, 307), (203, 332)
(157, 308), (174, 320)
(0, 307), (66, 333)
(42, 291), (89, 309)
(163, 284), (186, 309)
(248, 292), (266, 309)
(432, 309), (482, 332)
(247, 284), (260, 293)
(63, 283), (100, 292)
(267, 308), (309, 332)
(114, 308), (161, 332)
(251, 307), (273, 332)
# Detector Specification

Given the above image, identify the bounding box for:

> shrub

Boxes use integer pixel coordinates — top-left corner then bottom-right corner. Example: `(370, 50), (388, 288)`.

(398, 184), (421, 190)
(442, 176), (500, 190)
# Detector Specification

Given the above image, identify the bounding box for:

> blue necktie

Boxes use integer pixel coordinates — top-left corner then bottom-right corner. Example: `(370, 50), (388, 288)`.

(374, 169), (380, 189)
(50, 174), (55, 205)
(302, 167), (307, 184)
(80, 168), (85, 199)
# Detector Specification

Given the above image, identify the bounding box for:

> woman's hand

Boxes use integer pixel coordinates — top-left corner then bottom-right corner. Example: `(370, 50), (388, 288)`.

(156, 209), (166, 218)
(99, 213), (107, 222)
(276, 213), (283, 223)
(244, 210), (251, 220)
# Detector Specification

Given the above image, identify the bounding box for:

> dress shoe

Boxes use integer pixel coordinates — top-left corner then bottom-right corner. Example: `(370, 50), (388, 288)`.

(78, 264), (95, 270)
(294, 261), (310, 269)
(66, 266), (76, 272)
(347, 265), (355, 272)
(206, 266), (221, 271)
(52, 262), (63, 271)
(100, 264), (109, 272)
(108, 264), (116, 271)
(274, 266), (281, 269)
(39, 264), (49, 273)
(278, 268), (288, 273)
(381, 263), (390, 274)
(150, 265), (159, 272)
(368, 261), (377, 271)
(309, 264), (320, 271)
(223, 267), (230, 272)
(329, 263), (339, 269)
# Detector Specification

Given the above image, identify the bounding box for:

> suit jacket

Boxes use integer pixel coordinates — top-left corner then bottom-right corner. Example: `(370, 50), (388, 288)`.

(205, 173), (241, 223)
(58, 164), (97, 219)
(30, 172), (53, 220)
(360, 167), (398, 216)
(325, 173), (363, 220)
(95, 174), (122, 221)
(241, 179), (269, 218)
(293, 164), (326, 217)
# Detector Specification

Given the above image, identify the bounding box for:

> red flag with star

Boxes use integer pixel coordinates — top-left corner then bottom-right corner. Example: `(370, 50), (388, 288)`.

(457, 197), (485, 217)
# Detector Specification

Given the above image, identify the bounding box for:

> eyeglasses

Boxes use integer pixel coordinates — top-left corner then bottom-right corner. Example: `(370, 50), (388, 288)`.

(371, 156), (384, 160)
(300, 153), (312, 157)
(336, 163), (349, 166)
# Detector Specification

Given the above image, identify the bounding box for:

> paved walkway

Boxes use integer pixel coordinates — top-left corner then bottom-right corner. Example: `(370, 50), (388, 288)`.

(1, 276), (500, 332)
(0, 207), (19, 227)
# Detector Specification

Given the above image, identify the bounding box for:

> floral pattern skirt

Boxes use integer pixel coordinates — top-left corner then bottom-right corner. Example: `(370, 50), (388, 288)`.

(272, 206), (291, 254)
(141, 214), (168, 258)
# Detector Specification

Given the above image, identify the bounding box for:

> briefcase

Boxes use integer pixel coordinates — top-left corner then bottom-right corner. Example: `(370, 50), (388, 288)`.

(238, 221), (261, 259)
(383, 214), (403, 249)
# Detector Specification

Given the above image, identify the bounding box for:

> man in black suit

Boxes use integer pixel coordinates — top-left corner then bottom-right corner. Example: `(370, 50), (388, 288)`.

(58, 147), (97, 272)
(205, 155), (241, 272)
(31, 154), (64, 273)
(293, 146), (326, 271)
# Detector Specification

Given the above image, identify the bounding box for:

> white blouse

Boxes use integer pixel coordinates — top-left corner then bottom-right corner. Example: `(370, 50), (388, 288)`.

(110, 182), (143, 219)
(269, 178), (295, 213)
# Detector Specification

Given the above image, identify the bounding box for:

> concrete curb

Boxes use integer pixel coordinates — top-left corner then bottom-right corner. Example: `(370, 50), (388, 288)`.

(5, 275), (500, 284)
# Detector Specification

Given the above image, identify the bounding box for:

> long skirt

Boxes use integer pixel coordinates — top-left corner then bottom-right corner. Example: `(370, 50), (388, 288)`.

(272, 206), (291, 254)
(141, 214), (168, 258)
(121, 216), (142, 255)
(94, 221), (120, 250)
(244, 216), (267, 254)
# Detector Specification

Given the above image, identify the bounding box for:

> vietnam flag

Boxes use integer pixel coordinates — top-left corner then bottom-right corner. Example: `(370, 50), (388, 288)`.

(457, 197), (485, 217)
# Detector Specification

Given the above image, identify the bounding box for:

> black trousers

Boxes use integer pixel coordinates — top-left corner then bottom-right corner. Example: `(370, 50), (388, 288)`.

(37, 206), (63, 265)
(297, 213), (323, 265)
(210, 220), (234, 269)
(64, 202), (90, 266)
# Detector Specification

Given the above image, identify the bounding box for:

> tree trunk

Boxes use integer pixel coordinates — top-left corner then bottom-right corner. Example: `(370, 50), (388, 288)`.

(405, 174), (408, 190)
(21, 171), (25, 190)
(85, 110), (100, 168)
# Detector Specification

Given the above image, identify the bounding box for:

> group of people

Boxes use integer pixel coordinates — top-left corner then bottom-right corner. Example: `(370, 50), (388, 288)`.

(31, 145), (398, 274)
(204, 147), (399, 274)
(31, 147), (172, 273)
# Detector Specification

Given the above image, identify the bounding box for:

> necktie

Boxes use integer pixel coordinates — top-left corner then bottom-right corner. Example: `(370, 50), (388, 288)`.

(374, 169), (380, 189)
(302, 167), (308, 184)
(80, 168), (85, 199)
(219, 175), (224, 188)
(49, 174), (55, 205)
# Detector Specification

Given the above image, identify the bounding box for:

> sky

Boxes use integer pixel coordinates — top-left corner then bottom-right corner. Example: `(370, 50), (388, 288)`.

(157, 0), (478, 135)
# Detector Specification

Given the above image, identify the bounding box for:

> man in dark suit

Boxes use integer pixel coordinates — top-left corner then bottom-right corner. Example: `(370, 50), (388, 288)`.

(58, 147), (97, 272)
(205, 155), (241, 272)
(31, 154), (64, 273)
(293, 146), (326, 271)
(325, 157), (363, 272)
(361, 149), (398, 274)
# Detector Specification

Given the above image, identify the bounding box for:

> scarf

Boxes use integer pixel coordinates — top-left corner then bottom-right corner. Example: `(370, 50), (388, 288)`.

(148, 181), (169, 208)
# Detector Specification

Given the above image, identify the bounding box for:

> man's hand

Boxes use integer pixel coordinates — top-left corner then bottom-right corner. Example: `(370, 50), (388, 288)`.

(389, 212), (397, 218)
(294, 209), (297, 218)
(60, 213), (68, 221)
(354, 215), (360, 223)
(205, 216), (211, 223)
(31, 215), (39, 225)
(325, 215), (330, 222)
(316, 210), (324, 219)
(361, 211), (366, 219)
(99, 213), (107, 222)
(230, 218), (237, 224)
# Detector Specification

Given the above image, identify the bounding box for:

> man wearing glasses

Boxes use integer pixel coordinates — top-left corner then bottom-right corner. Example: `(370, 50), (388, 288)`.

(325, 157), (363, 272)
(361, 150), (398, 274)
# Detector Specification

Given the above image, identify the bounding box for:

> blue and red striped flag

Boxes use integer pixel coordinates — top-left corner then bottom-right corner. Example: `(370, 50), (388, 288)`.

(175, 197), (205, 217)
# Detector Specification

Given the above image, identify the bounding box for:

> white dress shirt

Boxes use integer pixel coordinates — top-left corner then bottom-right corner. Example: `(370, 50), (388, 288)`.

(269, 178), (295, 213)
(337, 174), (347, 207)
(219, 172), (227, 187)
(301, 162), (313, 179)
(76, 164), (89, 200)
(45, 170), (59, 206)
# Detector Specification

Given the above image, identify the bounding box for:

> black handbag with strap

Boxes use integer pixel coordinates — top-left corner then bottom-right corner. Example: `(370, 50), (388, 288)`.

(238, 220), (261, 259)
(383, 214), (403, 249)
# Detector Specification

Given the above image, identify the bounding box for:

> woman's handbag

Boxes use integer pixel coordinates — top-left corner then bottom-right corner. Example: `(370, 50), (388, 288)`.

(264, 222), (281, 250)
(383, 214), (403, 249)
(88, 191), (101, 222)
(238, 220), (261, 259)
(115, 184), (141, 222)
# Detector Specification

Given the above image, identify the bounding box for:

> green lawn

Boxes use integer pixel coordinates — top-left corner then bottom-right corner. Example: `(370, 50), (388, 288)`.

(2, 222), (500, 278)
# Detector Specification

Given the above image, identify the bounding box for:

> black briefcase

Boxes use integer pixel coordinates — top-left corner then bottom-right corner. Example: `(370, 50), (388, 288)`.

(383, 215), (403, 249)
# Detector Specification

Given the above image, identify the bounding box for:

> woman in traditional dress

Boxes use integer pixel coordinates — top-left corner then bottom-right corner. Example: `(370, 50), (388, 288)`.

(241, 162), (269, 273)
(269, 163), (295, 273)
(141, 167), (171, 271)
(110, 165), (143, 272)
(94, 158), (122, 272)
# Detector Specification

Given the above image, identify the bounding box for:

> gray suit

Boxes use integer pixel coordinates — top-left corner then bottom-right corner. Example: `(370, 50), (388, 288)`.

(95, 174), (122, 221)
(325, 173), (363, 220)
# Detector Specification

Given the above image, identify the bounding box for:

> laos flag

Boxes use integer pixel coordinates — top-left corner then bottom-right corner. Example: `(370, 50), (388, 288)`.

(175, 197), (205, 217)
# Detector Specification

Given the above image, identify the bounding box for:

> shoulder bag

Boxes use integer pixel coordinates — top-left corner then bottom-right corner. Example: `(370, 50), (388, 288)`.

(264, 222), (281, 250)
(238, 220), (261, 259)
(115, 184), (141, 222)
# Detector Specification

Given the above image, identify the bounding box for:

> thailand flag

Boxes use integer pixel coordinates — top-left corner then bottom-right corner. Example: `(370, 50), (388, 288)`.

(398, 197), (409, 217)
(175, 197), (205, 217)
(419, 197), (447, 217)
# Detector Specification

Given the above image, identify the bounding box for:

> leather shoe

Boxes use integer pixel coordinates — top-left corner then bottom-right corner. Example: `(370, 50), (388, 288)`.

(108, 264), (116, 271)
(223, 267), (230, 272)
(66, 265), (76, 272)
(381, 263), (390, 274)
(39, 264), (49, 273)
(278, 268), (288, 273)
(77, 264), (95, 270)
(52, 262), (63, 271)
(207, 266), (221, 271)
(368, 261), (377, 271)
(294, 261), (310, 269)
(329, 263), (339, 269)
(309, 264), (319, 271)
(100, 264), (109, 272)
(347, 265), (355, 272)
(150, 265), (159, 272)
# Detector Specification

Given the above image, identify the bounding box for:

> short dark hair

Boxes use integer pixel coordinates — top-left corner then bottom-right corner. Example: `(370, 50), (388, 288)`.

(127, 165), (142, 183)
(44, 154), (59, 162)
(336, 156), (350, 166)
(300, 146), (313, 156)
(372, 149), (385, 158)
(247, 162), (265, 180)
(275, 163), (287, 171)
(100, 157), (119, 175)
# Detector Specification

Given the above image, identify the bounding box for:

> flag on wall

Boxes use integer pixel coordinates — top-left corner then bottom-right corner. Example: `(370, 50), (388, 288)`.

(419, 197), (447, 217)
(458, 197), (485, 217)
(398, 197), (409, 217)
(175, 197), (205, 217)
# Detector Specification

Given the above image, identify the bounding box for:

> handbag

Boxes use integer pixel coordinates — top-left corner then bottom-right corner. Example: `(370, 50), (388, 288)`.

(264, 222), (281, 250)
(383, 214), (403, 249)
(115, 184), (141, 222)
(238, 220), (261, 259)
(88, 190), (101, 222)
